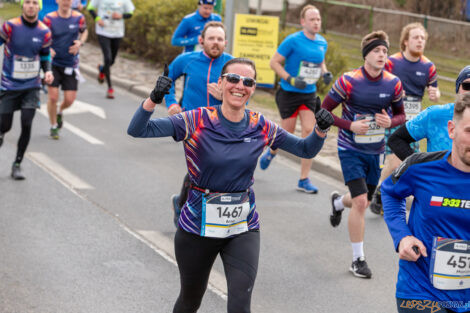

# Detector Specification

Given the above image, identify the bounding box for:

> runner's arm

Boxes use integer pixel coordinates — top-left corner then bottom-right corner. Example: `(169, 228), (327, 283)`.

(390, 80), (405, 127)
(389, 100), (405, 128)
(171, 19), (198, 47)
(321, 94), (352, 130)
(381, 161), (414, 251)
(269, 52), (290, 81)
(278, 129), (326, 158)
(127, 103), (175, 138)
(387, 125), (416, 161)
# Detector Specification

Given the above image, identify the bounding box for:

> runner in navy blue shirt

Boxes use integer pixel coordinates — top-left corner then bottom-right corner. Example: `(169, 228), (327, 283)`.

(259, 4), (333, 194)
(0, 0), (53, 180)
(382, 92), (470, 313)
(370, 22), (440, 215)
(322, 30), (405, 279)
(165, 22), (233, 227)
(43, 0), (88, 139)
(388, 66), (470, 162)
(128, 57), (334, 313)
(171, 0), (221, 53)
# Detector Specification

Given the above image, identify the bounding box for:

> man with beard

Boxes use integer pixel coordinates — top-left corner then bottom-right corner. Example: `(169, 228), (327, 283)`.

(0, 0), (53, 180)
(370, 23), (440, 215)
(172, 0), (221, 53)
(382, 92), (470, 313)
(323, 30), (405, 278)
(165, 21), (233, 226)
(259, 4), (332, 194)
(388, 66), (470, 163)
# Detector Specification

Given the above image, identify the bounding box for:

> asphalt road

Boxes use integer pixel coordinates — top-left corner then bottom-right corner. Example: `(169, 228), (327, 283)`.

(0, 75), (401, 313)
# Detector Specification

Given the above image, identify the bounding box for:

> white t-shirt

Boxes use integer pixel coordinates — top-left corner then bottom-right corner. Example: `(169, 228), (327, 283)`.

(89, 0), (135, 38)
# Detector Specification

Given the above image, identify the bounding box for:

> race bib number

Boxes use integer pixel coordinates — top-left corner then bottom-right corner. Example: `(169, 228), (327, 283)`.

(430, 237), (470, 290)
(353, 114), (385, 144)
(64, 67), (74, 75)
(298, 61), (321, 85)
(403, 95), (422, 121)
(104, 18), (122, 34)
(12, 55), (40, 79)
(201, 192), (250, 238)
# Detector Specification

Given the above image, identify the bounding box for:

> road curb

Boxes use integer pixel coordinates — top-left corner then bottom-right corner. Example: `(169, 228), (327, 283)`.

(79, 62), (344, 183)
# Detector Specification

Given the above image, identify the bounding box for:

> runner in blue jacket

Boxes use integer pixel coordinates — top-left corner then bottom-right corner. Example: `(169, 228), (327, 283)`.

(171, 0), (221, 53)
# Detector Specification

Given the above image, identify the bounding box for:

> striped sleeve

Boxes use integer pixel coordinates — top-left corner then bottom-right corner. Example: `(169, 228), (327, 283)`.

(428, 63), (438, 87)
(169, 107), (203, 141)
(262, 115), (287, 149)
(0, 21), (12, 44)
(330, 74), (350, 102)
(392, 78), (403, 103)
(42, 29), (52, 49)
(79, 14), (87, 32)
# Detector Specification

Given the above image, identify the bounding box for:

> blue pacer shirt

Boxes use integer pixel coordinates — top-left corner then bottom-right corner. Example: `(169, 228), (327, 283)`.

(277, 31), (327, 94)
(168, 106), (287, 235)
(406, 103), (454, 152)
(382, 151), (470, 311)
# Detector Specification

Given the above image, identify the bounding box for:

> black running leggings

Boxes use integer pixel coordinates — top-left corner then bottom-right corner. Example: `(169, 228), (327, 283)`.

(0, 108), (36, 164)
(173, 228), (260, 313)
(97, 35), (122, 89)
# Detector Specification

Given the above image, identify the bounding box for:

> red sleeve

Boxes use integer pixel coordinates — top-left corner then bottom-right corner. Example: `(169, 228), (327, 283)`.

(43, 16), (51, 28)
(79, 15), (87, 33)
(321, 94), (352, 130)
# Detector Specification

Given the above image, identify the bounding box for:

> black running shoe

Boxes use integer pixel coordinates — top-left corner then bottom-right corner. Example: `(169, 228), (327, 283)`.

(350, 256), (372, 279)
(0, 133), (4, 148)
(369, 187), (383, 215)
(329, 191), (343, 227)
(57, 113), (63, 129)
(11, 163), (25, 180)
(171, 194), (181, 228)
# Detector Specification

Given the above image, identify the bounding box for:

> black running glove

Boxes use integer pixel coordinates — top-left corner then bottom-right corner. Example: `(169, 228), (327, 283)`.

(314, 96), (334, 132)
(322, 72), (333, 85)
(287, 75), (307, 89)
(150, 64), (172, 104)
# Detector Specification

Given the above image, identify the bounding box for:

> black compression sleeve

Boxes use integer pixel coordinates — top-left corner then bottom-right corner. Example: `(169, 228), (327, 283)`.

(88, 9), (97, 19)
(40, 60), (51, 72)
(123, 13), (132, 19)
(387, 124), (416, 161)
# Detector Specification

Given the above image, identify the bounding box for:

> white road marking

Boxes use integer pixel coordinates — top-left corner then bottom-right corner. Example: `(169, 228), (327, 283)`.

(39, 100), (107, 119)
(37, 107), (104, 145)
(137, 230), (228, 299)
(62, 122), (104, 145)
(27, 152), (93, 190)
(27, 151), (228, 301)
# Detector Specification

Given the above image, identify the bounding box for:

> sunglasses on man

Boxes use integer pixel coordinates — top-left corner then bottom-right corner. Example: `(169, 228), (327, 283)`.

(222, 73), (256, 87)
(462, 82), (470, 91)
